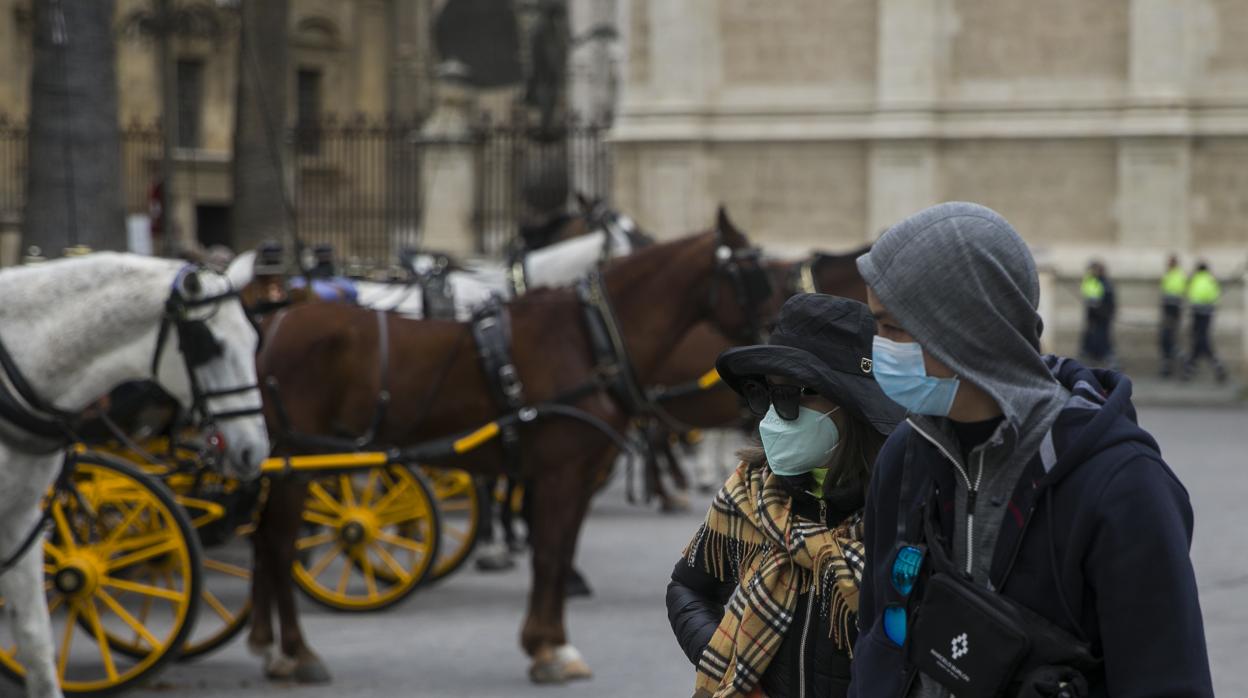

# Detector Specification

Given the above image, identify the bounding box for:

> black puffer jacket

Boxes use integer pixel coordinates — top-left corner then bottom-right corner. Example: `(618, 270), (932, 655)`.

(666, 475), (862, 698)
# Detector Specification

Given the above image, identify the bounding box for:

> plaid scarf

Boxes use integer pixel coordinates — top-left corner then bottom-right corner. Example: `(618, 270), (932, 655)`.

(687, 461), (865, 698)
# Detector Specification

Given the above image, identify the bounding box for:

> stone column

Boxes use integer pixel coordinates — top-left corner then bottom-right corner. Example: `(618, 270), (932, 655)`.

(1128, 0), (1189, 101)
(867, 141), (939, 238)
(418, 80), (476, 256)
(867, 0), (943, 239)
(627, 0), (721, 234)
(1119, 0), (1193, 251)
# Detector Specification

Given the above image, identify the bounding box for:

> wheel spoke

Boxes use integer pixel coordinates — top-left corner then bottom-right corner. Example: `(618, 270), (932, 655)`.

(439, 500), (473, 513)
(335, 555), (352, 595)
(202, 588), (236, 623)
(96, 588), (160, 651)
(338, 475), (357, 508)
(204, 558), (251, 580)
(369, 477), (412, 517)
(50, 503), (79, 552)
(105, 536), (181, 572)
(295, 531), (336, 551)
(103, 500), (150, 545)
(359, 469), (381, 507)
(102, 576), (185, 602)
(57, 601), (77, 680)
(302, 510), (339, 528)
(376, 531), (429, 555)
(306, 544), (343, 579)
(83, 598), (120, 681)
(444, 527), (470, 543)
(359, 551), (378, 599)
(307, 482), (345, 515)
(370, 543), (412, 584)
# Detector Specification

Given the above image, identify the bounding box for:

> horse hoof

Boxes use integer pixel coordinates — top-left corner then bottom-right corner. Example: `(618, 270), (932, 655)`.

(263, 648), (298, 680)
(528, 647), (567, 684)
(661, 492), (691, 513)
(293, 653), (332, 684)
(555, 645), (593, 681)
(475, 543), (515, 572)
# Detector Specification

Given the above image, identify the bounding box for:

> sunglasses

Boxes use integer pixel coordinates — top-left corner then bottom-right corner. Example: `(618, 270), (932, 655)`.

(882, 543), (926, 646)
(741, 378), (818, 420)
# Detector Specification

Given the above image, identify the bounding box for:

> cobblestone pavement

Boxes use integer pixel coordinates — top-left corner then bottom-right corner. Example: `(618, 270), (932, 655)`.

(1, 406), (1242, 698)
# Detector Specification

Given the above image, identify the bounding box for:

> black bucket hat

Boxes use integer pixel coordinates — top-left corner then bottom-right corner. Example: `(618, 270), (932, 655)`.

(716, 294), (905, 435)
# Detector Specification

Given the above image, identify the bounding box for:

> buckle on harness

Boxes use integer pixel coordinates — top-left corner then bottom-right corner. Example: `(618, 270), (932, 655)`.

(499, 364), (523, 401)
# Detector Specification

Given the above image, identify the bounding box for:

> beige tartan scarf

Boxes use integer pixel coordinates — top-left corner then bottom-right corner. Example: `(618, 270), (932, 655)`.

(686, 460), (865, 698)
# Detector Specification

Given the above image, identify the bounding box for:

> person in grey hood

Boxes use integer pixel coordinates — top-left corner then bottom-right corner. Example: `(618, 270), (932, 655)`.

(848, 202), (1213, 698)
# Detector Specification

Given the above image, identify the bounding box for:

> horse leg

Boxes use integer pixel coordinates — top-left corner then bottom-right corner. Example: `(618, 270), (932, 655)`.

(474, 476), (514, 572)
(246, 511), (275, 657)
(0, 518), (61, 698)
(268, 478), (331, 683)
(500, 477), (520, 552)
(521, 465), (595, 683)
(659, 440), (690, 513)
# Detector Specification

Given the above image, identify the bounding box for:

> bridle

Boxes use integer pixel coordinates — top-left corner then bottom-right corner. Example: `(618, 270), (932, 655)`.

(708, 233), (774, 344)
(150, 267), (265, 430)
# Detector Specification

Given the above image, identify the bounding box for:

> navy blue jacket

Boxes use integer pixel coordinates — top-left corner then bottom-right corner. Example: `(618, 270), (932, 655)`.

(849, 358), (1213, 697)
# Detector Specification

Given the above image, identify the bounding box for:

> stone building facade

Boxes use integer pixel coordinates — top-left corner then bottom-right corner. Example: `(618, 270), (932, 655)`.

(0, 0), (434, 252)
(613, 0), (1248, 375)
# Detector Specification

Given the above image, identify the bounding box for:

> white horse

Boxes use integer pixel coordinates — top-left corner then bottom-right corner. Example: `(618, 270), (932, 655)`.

(229, 224), (640, 322)
(0, 253), (269, 698)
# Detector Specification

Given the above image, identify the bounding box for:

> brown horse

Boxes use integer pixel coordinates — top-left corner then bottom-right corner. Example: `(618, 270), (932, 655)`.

(246, 221), (770, 684)
(640, 246), (873, 501)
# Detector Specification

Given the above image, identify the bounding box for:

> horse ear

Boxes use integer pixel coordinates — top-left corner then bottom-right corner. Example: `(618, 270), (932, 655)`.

(716, 205), (747, 248)
(575, 191), (592, 213)
(181, 269), (203, 297)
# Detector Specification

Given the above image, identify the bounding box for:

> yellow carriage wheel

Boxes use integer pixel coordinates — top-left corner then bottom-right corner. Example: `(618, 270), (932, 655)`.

(419, 467), (482, 583)
(293, 464), (441, 612)
(0, 452), (201, 696)
(92, 441), (254, 661)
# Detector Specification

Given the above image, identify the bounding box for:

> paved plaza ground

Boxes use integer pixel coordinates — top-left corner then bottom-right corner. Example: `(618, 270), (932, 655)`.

(2, 405), (1243, 698)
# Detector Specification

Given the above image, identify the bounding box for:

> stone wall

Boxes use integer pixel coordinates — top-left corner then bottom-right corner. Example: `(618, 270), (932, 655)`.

(941, 139), (1119, 247)
(615, 0), (1248, 376)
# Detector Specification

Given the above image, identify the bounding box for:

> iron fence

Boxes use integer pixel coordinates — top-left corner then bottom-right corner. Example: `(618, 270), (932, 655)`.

(0, 114), (611, 263)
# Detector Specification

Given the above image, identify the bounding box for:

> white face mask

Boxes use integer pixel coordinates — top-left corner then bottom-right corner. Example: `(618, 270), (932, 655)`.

(759, 405), (841, 476)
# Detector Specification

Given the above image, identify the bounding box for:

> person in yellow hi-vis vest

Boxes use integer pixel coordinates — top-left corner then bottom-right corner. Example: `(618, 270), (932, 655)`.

(1079, 260), (1117, 368)
(1159, 255), (1188, 377)
(1181, 261), (1228, 383)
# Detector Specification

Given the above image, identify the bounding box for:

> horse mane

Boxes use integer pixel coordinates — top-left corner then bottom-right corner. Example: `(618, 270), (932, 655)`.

(812, 243), (872, 265)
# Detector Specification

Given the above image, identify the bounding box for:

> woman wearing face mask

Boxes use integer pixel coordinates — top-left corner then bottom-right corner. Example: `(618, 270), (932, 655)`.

(666, 295), (905, 698)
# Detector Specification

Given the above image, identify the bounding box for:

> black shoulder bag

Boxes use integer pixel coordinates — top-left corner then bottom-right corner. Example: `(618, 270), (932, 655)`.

(905, 492), (1100, 698)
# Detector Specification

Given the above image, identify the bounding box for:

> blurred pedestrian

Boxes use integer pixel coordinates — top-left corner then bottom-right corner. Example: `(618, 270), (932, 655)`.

(1181, 261), (1228, 384)
(1079, 260), (1117, 369)
(666, 295), (904, 698)
(1159, 254), (1187, 377)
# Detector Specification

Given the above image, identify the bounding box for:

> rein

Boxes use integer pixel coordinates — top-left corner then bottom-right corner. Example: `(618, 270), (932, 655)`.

(0, 264), (260, 574)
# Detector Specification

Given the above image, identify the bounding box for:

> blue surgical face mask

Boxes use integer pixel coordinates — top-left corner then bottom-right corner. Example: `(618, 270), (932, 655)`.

(759, 405), (840, 476)
(871, 336), (961, 416)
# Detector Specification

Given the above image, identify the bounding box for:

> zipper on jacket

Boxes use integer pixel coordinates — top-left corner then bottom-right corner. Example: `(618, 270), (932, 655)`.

(964, 450), (986, 576)
(798, 586), (815, 698)
(908, 420), (979, 575)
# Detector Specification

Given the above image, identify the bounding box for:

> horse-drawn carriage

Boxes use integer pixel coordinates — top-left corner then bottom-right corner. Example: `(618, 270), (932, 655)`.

(0, 203), (867, 696)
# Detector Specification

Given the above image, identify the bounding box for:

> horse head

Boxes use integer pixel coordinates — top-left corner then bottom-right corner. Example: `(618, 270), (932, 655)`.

(157, 267), (270, 480)
(703, 205), (775, 344)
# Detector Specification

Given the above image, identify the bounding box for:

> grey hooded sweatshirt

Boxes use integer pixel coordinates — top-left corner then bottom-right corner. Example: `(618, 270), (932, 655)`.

(857, 202), (1070, 697)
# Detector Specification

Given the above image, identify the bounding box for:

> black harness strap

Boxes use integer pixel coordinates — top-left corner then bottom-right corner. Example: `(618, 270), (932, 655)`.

(471, 298), (526, 477)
